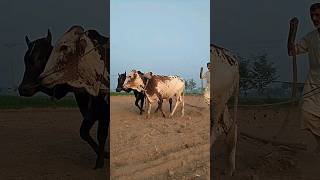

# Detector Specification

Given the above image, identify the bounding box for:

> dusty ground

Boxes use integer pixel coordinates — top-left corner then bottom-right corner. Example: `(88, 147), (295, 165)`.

(2, 96), (320, 180)
(0, 108), (109, 180)
(213, 105), (320, 180)
(110, 95), (210, 180)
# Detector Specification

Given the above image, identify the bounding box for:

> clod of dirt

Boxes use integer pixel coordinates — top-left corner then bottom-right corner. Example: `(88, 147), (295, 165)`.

(168, 169), (175, 177)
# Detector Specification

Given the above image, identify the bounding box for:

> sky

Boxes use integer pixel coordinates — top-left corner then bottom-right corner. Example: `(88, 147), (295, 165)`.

(110, 0), (210, 91)
(0, 0), (109, 92)
(212, 0), (319, 83)
(1, 0), (316, 93)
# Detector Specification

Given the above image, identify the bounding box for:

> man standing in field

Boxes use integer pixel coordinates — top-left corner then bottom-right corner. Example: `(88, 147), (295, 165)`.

(200, 62), (211, 105)
(288, 3), (320, 153)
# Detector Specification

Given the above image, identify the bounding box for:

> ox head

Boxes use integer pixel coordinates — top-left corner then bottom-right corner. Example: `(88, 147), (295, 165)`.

(18, 30), (53, 96)
(39, 25), (107, 96)
(122, 70), (146, 92)
(116, 71), (127, 92)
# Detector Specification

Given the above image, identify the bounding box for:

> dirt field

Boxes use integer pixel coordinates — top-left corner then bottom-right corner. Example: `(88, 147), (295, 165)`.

(2, 96), (320, 180)
(111, 95), (320, 180)
(110, 95), (210, 179)
(0, 108), (109, 180)
(214, 106), (320, 180)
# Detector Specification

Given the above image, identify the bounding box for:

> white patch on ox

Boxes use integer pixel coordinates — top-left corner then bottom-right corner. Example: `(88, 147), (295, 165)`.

(40, 26), (108, 96)
(210, 44), (239, 176)
(155, 77), (184, 101)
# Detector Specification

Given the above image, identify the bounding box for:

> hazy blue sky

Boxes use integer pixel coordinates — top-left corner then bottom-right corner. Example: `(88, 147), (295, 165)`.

(2, 0), (316, 93)
(110, 0), (210, 91)
(212, 0), (318, 83)
(0, 0), (109, 91)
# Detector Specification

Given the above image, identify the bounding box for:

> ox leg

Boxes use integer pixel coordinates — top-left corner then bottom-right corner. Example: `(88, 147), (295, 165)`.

(135, 98), (142, 114)
(95, 119), (108, 169)
(80, 120), (109, 160)
(154, 97), (164, 114)
(158, 98), (166, 118)
(80, 96), (98, 154)
(225, 122), (237, 176)
(80, 120), (100, 155)
(169, 98), (181, 118)
(76, 93), (107, 159)
(181, 94), (184, 117)
(169, 98), (173, 113)
(154, 101), (160, 113)
(140, 95), (145, 115)
(146, 100), (152, 119)
(94, 97), (109, 169)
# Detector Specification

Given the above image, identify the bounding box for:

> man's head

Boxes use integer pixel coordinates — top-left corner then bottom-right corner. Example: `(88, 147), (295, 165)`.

(207, 62), (211, 70)
(310, 3), (320, 28)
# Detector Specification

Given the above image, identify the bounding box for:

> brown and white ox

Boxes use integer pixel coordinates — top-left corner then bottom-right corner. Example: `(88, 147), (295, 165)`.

(38, 25), (109, 169)
(123, 70), (185, 118)
(210, 44), (239, 176)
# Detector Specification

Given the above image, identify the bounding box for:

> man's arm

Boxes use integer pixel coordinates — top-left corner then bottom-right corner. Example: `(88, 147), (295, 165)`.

(287, 18), (309, 56)
(288, 38), (309, 56)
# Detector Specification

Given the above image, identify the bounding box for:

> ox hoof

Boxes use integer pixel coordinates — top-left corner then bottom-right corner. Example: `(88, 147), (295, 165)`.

(224, 169), (235, 176)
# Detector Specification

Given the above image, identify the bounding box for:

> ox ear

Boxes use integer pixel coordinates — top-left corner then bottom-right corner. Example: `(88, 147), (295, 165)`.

(25, 36), (31, 46)
(47, 29), (52, 44)
(76, 39), (87, 56)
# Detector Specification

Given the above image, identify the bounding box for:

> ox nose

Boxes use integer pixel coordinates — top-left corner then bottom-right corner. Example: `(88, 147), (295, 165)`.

(18, 85), (33, 97)
(116, 87), (122, 92)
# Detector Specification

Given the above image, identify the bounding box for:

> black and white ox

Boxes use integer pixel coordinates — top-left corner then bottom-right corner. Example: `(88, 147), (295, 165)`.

(18, 26), (109, 169)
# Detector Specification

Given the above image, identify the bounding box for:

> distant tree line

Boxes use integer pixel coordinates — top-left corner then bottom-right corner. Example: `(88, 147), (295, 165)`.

(185, 52), (302, 97)
(237, 53), (283, 97)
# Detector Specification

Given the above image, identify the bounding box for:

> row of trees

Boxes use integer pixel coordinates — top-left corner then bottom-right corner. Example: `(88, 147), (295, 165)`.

(185, 53), (290, 97)
(238, 53), (279, 96)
